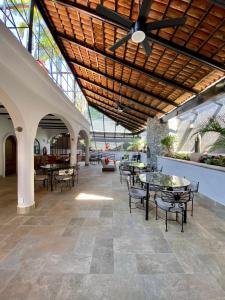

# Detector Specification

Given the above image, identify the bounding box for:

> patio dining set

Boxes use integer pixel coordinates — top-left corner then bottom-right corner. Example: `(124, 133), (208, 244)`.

(119, 161), (199, 232)
(34, 164), (79, 192)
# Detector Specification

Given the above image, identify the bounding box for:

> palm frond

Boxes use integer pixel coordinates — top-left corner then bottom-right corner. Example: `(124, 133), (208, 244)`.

(210, 136), (225, 151)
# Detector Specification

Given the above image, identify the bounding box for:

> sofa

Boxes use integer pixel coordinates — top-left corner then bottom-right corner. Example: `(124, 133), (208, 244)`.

(101, 158), (116, 172)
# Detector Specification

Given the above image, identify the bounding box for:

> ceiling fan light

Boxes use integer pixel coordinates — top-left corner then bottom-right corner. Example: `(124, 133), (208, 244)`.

(131, 30), (146, 43)
(117, 103), (124, 112)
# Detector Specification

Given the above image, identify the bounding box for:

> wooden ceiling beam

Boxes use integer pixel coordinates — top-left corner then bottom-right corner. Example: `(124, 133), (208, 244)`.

(89, 102), (139, 130)
(87, 98), (145, 128)
(78, 77), (164, 114)
(83, 89), (148, 122)
(86, 95), (145, 126)
(55, 0), (225, 73)
(72, 60), (178, 107)
(89, 102), (141, 132)
(58, 33), (195, 94)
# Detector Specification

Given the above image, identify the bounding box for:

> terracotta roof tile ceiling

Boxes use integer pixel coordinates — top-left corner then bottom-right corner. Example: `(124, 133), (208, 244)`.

(36, 0), (225, 132)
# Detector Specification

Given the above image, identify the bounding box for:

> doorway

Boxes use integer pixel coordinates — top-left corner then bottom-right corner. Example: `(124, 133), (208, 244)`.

(5, 135), (17, 176)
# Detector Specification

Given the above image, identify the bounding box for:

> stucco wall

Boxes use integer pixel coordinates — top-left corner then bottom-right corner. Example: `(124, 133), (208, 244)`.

(158, 156), (225, 206)
(0, 21), (90, 209)
(175, 99), (225, 153)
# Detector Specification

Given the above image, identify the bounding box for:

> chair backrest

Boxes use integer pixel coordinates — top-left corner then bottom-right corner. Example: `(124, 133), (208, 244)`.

(189, 180), (199, 193)
(58, 168), (73, 176)
(161, 190), (191, 204)
(149, 184), (163, 192)
(120, 164), (130, 172)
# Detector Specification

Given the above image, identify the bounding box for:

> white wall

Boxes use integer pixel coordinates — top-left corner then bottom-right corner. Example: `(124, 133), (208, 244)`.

(0, 115), (14, 176)
(158, 156), (225, 206)
(170, 97), (225, 154)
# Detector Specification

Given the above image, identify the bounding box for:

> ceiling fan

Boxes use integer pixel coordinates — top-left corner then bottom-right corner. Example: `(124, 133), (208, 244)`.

(117, 103), (125, 113)
(96, 0), (186, 56)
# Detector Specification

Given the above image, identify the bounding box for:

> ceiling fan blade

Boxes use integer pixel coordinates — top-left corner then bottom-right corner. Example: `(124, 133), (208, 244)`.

(145, 17), (186, 31)
(138, 0), (152, 20)
(141, 39), (151, 56)
(96, 4), (133, 28)
(109, 32), (132, 52)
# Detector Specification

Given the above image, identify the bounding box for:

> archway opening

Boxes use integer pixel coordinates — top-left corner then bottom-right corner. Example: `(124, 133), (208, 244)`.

(0, 104), (18, 209)
(0, 104), (17, 177)
(5, 135), (17, 176)
(34, 114), (71, 170)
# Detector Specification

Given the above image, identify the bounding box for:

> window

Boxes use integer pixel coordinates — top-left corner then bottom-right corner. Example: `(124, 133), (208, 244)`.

(34, 138), (40, 154)
(0, 0), (88, 115)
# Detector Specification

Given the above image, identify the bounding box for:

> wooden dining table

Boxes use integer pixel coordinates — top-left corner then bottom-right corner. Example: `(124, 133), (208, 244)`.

(139, 172), (190, 221)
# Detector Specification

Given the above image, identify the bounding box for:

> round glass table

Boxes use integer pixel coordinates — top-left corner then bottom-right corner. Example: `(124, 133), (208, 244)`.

(128, 162), (146, 185)
(139, 173), (190, 221)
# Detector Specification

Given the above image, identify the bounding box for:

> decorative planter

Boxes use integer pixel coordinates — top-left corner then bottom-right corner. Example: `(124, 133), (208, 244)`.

(158, 156), (225, 206)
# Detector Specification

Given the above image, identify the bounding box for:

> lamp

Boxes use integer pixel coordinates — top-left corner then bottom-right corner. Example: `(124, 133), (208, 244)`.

(117, 103), (124, 113)
(189, 122), (194, 129)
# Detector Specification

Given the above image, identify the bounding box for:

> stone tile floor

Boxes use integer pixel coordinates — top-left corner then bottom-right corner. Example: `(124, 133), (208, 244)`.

(0, 164), (225, 299)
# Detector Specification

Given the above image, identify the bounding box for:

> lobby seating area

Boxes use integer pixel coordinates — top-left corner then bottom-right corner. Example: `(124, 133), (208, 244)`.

(0, 0), (225, 298)
(0, 164), (225, 299)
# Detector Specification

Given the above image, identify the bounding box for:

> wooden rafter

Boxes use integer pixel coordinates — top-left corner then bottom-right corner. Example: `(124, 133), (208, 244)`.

(72, 61), (178, 107)
(59, 33), (196, 94)
(55, 0), (225, 72)
(78, 77), (164, 114)
(86, 95), (145, 126)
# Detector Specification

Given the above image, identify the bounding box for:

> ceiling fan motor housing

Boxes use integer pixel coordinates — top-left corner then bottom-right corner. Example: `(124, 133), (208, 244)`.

(131, 22), (146, 43)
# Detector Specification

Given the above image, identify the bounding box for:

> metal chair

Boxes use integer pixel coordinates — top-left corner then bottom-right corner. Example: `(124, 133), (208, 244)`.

(54, 168), (74, 192)
(155, 190), (191, 232)
(187, 180), (199, 216)
(119, 165), (131, 184)
(73, 165), (79, 184)
(126, 178), (146, 213)
(34, 170), (48, 190)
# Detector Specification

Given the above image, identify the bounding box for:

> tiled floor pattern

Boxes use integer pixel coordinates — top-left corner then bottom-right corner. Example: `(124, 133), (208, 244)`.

(0, 165), (225, 299)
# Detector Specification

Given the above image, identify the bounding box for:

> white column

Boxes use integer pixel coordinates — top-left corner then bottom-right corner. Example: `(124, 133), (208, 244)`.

(70, 136), (77, 165)
(17, 129), (35, 214)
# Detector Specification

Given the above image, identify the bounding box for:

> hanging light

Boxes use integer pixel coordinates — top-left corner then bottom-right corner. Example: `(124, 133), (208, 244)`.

(117, 103), (124, 113)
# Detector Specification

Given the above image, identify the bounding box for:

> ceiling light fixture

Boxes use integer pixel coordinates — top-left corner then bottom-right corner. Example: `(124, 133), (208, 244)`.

(131, 30), (146, 43)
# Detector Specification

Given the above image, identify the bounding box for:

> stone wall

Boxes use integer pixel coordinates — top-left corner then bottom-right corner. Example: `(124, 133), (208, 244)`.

(146, 117), (169, 168)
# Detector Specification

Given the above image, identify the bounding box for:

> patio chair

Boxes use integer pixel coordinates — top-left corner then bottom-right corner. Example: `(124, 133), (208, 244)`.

(155, 190), (191, 232)
(54, 168), (74, 192)
(119, 165), (131, 184)
(187, 180), (199, 216)
(126, 178), (146, 213)
(34, 170), (48, 190)
(74, 165), (79, 184)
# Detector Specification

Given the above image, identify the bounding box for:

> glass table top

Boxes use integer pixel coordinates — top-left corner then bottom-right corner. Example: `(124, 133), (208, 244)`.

(139, 173), (190, 188)
(128, 162), (146, 168)
(40, 164), (76, 170)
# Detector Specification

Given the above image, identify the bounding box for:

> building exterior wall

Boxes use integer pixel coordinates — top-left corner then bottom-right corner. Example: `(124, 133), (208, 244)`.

(0, 22), (90, 211)
(158, 156), (225, 206)
(174, 98), (225, 154)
